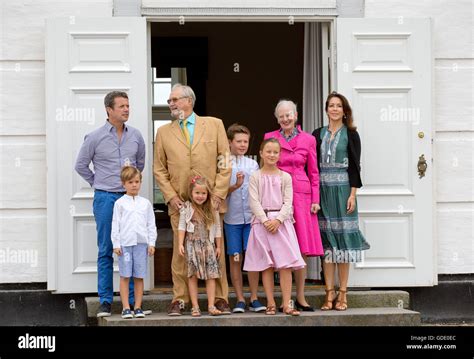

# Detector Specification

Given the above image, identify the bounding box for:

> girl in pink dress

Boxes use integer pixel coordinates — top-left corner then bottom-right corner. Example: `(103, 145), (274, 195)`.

(243, 138), (306, 316)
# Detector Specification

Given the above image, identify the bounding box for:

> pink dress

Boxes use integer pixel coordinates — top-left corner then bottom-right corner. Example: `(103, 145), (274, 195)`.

(243, 172), (306, 272)
(264, 129), (324, 256)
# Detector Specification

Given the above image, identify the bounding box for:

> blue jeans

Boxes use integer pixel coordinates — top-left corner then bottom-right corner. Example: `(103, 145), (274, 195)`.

(93, 190), (134, 305)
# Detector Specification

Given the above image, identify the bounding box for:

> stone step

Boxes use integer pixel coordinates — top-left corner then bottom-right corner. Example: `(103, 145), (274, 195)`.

(99, 307), (421, 326)
(86, 289), (411, 324)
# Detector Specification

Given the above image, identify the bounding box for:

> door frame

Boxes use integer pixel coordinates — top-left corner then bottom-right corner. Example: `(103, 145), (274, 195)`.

(144, 15), (436, 287)
(145, 16), (335, 286)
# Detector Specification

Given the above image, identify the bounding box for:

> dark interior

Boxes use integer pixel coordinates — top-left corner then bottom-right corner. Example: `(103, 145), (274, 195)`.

(151, 22), (305, 285)
(151, 22), (305, 156)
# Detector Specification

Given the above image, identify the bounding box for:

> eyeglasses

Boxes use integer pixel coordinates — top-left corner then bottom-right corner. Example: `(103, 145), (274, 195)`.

(167, 96), (189, 105)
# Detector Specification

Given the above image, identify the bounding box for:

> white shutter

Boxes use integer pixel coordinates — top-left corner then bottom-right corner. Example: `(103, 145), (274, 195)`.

(46, 17), (152, 293)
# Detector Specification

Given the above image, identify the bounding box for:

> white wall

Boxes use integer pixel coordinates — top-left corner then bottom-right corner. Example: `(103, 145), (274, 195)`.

(365, 0), (474, 274)
(0, 0), (113, 283)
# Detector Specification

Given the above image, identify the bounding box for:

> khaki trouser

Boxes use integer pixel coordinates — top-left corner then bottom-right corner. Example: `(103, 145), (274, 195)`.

(170, 212), (229, 303)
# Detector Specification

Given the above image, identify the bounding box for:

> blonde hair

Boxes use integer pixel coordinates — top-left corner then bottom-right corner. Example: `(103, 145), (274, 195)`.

(120, 166), (142, 183)
(187, 176), (215, 230)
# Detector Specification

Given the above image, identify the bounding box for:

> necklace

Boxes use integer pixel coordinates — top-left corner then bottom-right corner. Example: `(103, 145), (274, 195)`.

(325, 129), (333, 163)
(328, 123), (343, 137)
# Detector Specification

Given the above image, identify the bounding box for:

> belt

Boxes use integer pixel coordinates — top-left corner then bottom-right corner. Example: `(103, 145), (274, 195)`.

(95, 189), (126, 195)
(264, 209), (281, 214)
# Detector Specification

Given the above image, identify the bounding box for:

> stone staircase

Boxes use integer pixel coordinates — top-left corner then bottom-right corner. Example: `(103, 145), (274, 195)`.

(86, 289), (421, 326)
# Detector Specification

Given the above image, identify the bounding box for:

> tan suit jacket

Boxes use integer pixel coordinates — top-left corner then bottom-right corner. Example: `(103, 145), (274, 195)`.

(153, 115), (231, 215)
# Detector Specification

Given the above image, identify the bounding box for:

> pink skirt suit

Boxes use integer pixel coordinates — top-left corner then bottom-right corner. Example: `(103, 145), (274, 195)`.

(264, 129), (323, 256)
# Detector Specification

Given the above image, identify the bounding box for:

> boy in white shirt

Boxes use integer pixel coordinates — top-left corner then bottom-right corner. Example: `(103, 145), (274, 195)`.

(111, 166), (157, 319)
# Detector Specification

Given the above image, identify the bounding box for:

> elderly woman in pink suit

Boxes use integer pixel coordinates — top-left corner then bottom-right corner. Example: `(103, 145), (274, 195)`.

(264, 99), (323, 311)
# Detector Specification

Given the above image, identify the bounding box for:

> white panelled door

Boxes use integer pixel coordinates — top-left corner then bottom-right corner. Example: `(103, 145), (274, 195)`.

(337, 18), (435, 286)
(46, 18), (152, 293)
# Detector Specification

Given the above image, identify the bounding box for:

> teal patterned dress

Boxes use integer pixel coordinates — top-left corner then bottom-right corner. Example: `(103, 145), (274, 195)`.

(317, 126), (370, 263)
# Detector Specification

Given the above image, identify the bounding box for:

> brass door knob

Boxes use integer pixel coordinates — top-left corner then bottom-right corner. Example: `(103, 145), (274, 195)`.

(418, 154), (427, 178)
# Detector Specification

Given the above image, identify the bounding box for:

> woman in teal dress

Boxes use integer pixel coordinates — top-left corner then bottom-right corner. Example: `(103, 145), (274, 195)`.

(312, 92), (370, 311)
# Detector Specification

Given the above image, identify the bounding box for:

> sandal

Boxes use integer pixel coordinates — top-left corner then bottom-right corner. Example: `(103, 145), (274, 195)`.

(335, 289), (348, 311)
(265, 305), (276, 315)
(191, 307), (201, 317)
(321, 288), (337, 311)
(208, 305), (222, 316)
(283, 300), (300, 316)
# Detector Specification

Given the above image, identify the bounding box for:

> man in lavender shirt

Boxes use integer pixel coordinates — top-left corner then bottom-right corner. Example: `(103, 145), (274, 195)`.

(75, 91), (146, 317)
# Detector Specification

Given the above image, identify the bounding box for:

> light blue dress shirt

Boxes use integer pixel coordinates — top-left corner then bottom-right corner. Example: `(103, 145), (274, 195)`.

(74, 120), (146, 192)
(179, 112), (196, 145)
(224, 155), (260, 225)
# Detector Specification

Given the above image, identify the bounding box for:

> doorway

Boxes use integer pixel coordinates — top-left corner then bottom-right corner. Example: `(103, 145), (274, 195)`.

(149, 21), (331, 287)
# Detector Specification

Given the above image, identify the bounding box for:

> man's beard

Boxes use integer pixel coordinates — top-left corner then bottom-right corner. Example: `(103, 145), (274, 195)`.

(171, 109), (186, 120)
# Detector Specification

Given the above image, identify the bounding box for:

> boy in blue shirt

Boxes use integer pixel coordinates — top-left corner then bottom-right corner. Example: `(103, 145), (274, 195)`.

(224, 124), (265, 313)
